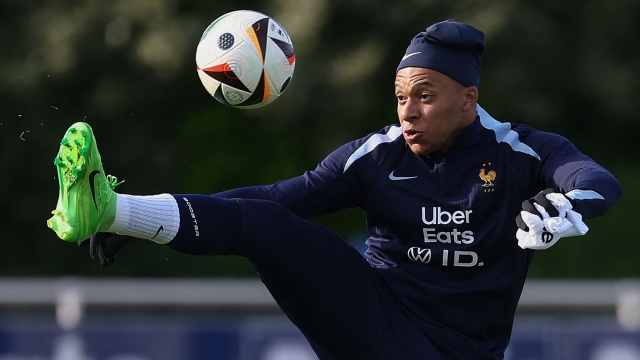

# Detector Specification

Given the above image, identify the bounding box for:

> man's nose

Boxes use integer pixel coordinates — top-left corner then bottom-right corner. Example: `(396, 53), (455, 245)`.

(401, 99), (420, 122)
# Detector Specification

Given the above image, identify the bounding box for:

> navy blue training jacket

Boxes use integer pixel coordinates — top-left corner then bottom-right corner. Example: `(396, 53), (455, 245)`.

(215, 104), (622, 359)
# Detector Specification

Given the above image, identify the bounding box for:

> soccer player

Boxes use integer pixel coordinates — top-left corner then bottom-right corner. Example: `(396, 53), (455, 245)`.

(47, 20), (621, 360)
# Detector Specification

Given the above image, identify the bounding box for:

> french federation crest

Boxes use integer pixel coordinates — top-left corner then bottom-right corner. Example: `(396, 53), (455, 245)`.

(479, 163), (496, 189)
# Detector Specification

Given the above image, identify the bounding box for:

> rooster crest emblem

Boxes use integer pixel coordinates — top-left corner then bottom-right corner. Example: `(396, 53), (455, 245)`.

(479, 163), (497, 188)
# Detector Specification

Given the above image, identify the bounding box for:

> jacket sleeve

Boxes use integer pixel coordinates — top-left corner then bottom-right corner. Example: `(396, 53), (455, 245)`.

(212, 127), (394, 219)
(536, 134), (622, 219)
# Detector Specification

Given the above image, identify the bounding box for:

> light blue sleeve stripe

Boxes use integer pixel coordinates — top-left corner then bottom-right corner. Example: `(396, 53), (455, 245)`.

(477, 104), (541, 160)
(343, 126), (403, 173)
(565, 189), (605, 201)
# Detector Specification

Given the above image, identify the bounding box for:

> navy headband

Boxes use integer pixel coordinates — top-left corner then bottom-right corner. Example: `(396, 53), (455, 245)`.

(397, 19), (485, 87)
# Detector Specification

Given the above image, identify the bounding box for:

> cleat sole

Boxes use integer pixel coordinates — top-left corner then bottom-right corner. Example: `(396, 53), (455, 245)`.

(48, 123), (92, 241)
(47, 211), (71, 240)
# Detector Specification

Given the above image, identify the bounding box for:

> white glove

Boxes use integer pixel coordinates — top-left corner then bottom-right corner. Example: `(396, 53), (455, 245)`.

(516, 189), (589, 250)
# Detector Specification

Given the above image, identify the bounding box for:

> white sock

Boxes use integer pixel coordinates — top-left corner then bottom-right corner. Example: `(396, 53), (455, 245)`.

(107, 194), (180, 244)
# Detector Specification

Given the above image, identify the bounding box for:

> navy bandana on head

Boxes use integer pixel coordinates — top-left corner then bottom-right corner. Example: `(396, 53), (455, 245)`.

(397, 19), (485, 87)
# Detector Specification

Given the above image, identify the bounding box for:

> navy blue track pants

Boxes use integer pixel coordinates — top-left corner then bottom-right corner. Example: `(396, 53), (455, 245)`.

(168, 195), (456, 360)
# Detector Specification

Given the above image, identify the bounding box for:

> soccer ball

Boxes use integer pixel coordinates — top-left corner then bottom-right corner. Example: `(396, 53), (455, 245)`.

(195, 10), (296, 109)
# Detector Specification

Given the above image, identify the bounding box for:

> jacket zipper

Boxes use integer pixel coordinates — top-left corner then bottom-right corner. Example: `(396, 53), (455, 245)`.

(440, 158), (450, 196)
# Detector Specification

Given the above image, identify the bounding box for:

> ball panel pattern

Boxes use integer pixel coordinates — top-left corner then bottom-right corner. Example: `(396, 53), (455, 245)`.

(217, 33), (235, 50)
(269, 37), (295, 65)
(245, 17), (270, 63)
(200, 63), (250, 92)
(237, 70), (267, 107)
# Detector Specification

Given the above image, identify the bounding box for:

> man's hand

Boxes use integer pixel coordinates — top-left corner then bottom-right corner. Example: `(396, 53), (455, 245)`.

(516, 188), (570, 231)
(78, 233), (134, 267)
(515, 188), (588, 250)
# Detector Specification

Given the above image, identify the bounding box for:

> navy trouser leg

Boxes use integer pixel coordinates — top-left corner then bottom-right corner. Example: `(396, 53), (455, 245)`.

(167, 195), (444, 360)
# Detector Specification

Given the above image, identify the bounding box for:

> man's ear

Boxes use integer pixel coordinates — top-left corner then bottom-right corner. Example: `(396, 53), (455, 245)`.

(462, 86), (478, 112)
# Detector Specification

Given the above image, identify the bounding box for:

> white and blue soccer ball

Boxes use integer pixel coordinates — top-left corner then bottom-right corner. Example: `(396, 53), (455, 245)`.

(196, 10), (296, 109)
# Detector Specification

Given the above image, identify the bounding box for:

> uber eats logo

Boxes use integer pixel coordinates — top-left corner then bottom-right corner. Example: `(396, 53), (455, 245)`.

(416, 207), (485, 268)
(422, 207), (474, 244)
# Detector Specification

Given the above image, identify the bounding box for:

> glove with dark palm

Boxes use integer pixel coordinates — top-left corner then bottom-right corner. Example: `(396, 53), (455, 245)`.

(515, 188), (589, 250)
(78, 232), (134, 267)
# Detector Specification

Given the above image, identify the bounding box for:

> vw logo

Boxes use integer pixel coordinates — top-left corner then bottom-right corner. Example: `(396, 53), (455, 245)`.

(408, 247), (432, 263)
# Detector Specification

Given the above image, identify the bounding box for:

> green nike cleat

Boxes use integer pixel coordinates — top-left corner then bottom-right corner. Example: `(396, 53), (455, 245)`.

(47, 122), (123, 242)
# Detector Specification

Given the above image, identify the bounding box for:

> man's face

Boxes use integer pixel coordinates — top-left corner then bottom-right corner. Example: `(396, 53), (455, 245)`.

(395, 67), (476, 156)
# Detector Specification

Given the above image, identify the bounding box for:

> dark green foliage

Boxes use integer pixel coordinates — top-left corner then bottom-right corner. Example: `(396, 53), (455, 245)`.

(0, 0), (637, 277)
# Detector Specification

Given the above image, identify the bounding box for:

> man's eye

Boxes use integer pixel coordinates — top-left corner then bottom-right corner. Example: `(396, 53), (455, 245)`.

(396, 95), (407, 101)
(420, 94), (432, 100)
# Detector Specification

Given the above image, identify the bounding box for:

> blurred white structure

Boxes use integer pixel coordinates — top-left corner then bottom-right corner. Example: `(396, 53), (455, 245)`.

(56, 287), (84, 330)
(0, 278), (638, 310)
(591, 340), (640, 360)
(1, 278), (640, 332)
(617, 291), (640, 331)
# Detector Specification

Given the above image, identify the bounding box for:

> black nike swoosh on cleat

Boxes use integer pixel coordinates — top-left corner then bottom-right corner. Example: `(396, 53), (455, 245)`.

(89, 170), (101, 211)
(151, 225), (164, 239)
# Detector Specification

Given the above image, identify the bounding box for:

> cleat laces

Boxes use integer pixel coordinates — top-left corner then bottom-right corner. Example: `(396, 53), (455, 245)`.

(106, 175), (125, 190)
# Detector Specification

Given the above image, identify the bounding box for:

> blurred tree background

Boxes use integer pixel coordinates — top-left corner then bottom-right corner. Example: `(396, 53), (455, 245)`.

(0, 0), (637, 278)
